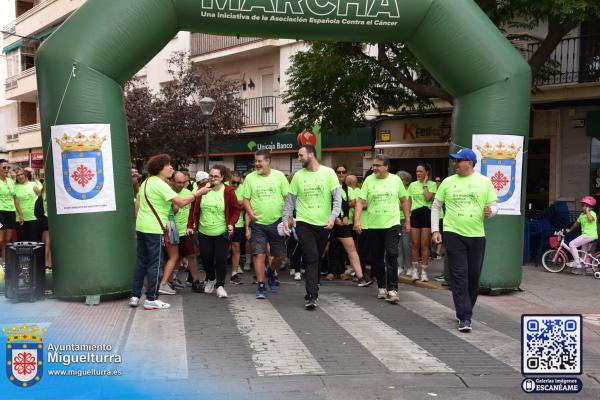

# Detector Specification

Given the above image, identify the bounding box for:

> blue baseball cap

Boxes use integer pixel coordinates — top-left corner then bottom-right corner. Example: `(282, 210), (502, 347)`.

(449, 148), (477, 165)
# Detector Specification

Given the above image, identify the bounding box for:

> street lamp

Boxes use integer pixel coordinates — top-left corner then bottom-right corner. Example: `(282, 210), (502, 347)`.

(199, 96), (216, 171)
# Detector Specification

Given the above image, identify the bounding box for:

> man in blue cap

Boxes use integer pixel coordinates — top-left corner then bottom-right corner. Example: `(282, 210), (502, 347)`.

(430, 148), (498, 333)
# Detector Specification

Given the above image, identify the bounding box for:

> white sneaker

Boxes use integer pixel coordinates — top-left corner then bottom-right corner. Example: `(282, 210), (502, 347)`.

(294, 272), (302, 281)
(143, 299), (170, 310)
(566, 261), (580, 268)
(158, 283), (176, 295)
(405, 266), (413, 276)
(398, 267), (405, 277)
(420, 271), (429, 282)
(204, 279), (216, 294)
(216, 286), (228, 298)
(411, 267), (420, 281)
(386, 290), (399, 304)
(290, 268), (296, 276)
(129, 296), (140, 307)
(243, 263), (252, 271)
(377, 288), (388, 299)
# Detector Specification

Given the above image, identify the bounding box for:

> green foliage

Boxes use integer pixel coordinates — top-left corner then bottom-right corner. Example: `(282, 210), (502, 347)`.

(283, 0), (600, 131)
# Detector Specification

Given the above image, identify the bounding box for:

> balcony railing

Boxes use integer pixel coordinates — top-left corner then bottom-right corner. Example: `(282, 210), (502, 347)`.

(4, 67), (36, 92)
(3, 0), (57, 36)
(242, 96), (277, 127)
(191, 33), (264, 57)
(527, 34), (600, 85)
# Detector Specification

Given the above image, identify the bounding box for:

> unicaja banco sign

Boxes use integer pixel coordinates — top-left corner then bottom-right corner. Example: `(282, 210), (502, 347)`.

(200, 0), (400, 25)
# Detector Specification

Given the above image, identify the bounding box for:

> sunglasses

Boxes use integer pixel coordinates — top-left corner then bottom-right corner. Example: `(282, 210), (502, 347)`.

(336, 170), (346, 174)
(231, 181), (241, 185)
(1, 166), (10, 170)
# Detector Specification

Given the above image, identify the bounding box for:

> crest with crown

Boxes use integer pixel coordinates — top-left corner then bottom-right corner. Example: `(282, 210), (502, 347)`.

(475, 141), (521, 160)
(55, 132), (106, 152)
(2, 324), (47, 343)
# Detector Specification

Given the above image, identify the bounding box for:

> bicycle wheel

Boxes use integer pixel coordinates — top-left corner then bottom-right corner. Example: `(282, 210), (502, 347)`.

(541, 249), (567, 273)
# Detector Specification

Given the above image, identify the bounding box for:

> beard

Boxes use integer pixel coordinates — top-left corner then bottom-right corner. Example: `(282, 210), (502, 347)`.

(302, 160), (310, 168)
(256, 167), (264, 175)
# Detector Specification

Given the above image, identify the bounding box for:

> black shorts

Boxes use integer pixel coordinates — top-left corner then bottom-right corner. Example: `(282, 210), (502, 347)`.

(231, 227), (245, 243)
(178, 235), (196, 257)
(0, 210), (16, 230)
(410, 206), (431, 229)
(333, 224), (353, 238)
(39, 216), (49, 232)
(250, 221), (285, 257)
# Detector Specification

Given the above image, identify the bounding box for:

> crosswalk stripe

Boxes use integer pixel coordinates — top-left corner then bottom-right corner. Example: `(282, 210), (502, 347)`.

(229, 294), (325, 376)
(400, 291), (520, 370)
(122, 296), (188, 379)
(320, 294), (454, 373)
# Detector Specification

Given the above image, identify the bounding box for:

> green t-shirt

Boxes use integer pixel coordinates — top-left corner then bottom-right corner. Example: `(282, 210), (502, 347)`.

(15, 182), (37, 221)
(199, 186), (227, 236)
(290, 166), (340, 226)
(0, 178), (16, 212)
(243, 169), (289, 225)
(434, 173), (498, 237)
(174, 188), (193, 236)
(578, 211), (598, 239)
(348, 186), (360, 223)
(235, 184), (245, 228)
(408, 180), (437, 211)
(359, 174), (407, 229)
(136, 176), (178, 234)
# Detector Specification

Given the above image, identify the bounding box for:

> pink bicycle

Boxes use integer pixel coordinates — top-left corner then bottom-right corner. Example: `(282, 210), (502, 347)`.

(541, 230), (600, 279)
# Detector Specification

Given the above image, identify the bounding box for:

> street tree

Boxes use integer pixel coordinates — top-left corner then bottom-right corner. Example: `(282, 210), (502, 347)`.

(282, 0), (600, 131)
(124, 51), (244, 168)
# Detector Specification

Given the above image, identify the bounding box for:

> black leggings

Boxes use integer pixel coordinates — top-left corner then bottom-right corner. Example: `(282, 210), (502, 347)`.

(198, 232), (229, 288)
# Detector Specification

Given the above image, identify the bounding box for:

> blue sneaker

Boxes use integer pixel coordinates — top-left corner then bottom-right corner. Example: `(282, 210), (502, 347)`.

(266, 268), (278, 292)
(256, 284), (266, 299)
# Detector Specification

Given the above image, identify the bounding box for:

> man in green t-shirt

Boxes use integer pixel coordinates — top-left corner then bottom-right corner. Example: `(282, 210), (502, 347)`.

(243, 149), (290, 299)
(171, 171), (203, 293)
(354, 154), (411, 304)
(283, 144), (342, 310)
(431, 148), (498, 333)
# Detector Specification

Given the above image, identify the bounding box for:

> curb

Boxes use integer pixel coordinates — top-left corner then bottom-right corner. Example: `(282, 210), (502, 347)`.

(399, 275), (441, 289)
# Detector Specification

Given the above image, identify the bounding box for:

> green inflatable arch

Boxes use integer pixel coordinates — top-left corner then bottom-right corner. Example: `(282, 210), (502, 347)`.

(36, 0), (530, 298)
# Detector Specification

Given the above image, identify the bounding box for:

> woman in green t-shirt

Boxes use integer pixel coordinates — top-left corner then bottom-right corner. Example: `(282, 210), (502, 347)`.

(130, 154), (201, 310)
(565, 196), (598, 273)
(14, 168), (40, 242)
(189, 164), (240, 299)
(0, 159), (23, 263)
(407, 163), (436, 282)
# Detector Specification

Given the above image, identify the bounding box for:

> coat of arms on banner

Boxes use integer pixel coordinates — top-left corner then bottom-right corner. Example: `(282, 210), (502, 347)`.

(55, 132), (107, 200)
(3, 324), (47, 388)
(476, 142), (521, 203)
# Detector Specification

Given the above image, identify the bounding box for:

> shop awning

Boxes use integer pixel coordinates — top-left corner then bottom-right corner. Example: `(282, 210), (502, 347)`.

(209, 127), (373, 156)
(375, 142), (450, 159)
(2, 26), (57, 53)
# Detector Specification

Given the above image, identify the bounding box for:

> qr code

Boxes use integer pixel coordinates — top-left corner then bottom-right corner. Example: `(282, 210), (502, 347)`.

(522, 315), (582, 375)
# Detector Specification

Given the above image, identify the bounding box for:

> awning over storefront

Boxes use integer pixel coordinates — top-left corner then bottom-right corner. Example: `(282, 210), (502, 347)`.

(375, 115), (451, 159)
(8, 149), (29, 163)
(209, 127), (373, 156)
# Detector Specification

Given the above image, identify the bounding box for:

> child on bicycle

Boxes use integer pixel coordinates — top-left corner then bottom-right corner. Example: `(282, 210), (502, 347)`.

(565, 196), (598, 273)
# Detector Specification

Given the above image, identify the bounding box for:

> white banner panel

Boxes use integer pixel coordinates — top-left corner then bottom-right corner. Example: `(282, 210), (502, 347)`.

(473, 134), (524, 216)
(51, 124), (116, 214)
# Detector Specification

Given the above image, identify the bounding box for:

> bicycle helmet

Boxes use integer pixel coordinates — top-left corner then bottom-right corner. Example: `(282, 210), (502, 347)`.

(580, 196), (596, 207)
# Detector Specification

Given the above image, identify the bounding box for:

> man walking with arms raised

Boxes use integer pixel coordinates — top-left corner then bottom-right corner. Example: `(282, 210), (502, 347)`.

(283, 144), (341, 309)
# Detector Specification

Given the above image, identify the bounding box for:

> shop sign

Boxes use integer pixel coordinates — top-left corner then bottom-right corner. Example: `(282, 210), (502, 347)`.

(379, 130), (391, 142)
(377, 117), (451, 144)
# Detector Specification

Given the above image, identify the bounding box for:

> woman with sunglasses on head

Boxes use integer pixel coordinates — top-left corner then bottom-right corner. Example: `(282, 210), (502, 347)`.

(14, 168), (39, 242)
(407, 163), (436, 282)
(188, 164), (240, 298)
(0, 160), (24, 263)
